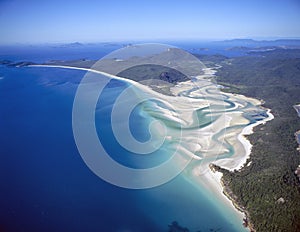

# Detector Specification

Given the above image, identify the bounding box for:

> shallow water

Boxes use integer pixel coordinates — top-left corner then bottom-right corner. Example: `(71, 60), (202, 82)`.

(0, 64), (269, 231)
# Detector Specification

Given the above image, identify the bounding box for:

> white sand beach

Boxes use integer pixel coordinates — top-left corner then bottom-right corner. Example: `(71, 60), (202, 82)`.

(29, 63), (273, 230)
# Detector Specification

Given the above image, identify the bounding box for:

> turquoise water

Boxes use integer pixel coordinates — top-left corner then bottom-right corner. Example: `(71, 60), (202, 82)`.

(0, 65), (250, 231)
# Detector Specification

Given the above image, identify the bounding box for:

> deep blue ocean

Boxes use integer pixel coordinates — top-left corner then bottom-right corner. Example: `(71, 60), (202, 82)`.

(0, 43), (248, 232)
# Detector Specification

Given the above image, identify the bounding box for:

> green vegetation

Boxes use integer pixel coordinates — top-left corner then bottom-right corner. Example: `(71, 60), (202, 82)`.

(117, 64), (188, 84)
(212, 49), (300, 232)
(43, 59), (96, 68)
(215, 81), (245, 94)
(5, 47), (300, 231)
(117, 64), (188, 95)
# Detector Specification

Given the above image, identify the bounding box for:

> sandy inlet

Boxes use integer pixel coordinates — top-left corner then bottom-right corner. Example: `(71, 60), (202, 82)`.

(29, 64), (273, 230)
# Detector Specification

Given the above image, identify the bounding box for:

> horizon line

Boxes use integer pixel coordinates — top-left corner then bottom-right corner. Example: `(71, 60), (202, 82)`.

(1, 36), (300, 46)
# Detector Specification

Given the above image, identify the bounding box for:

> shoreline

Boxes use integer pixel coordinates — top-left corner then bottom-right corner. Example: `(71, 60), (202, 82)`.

(195, 165), (247, 230)
(215, 108), (274, 172)
(208, 72), (274, 231)
(172, 66), (271, 231)
(29, 63), (273, 231)
(199, 107), (273, 231)
(198, 66), (274, 231)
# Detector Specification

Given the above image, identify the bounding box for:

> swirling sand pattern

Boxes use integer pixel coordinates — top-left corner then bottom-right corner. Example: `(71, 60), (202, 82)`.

(28, 44), (273, 231)
(33, 44), (272, 190)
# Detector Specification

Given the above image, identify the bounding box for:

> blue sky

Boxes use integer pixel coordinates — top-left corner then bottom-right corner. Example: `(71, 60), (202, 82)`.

(0, 0), (299, 44)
